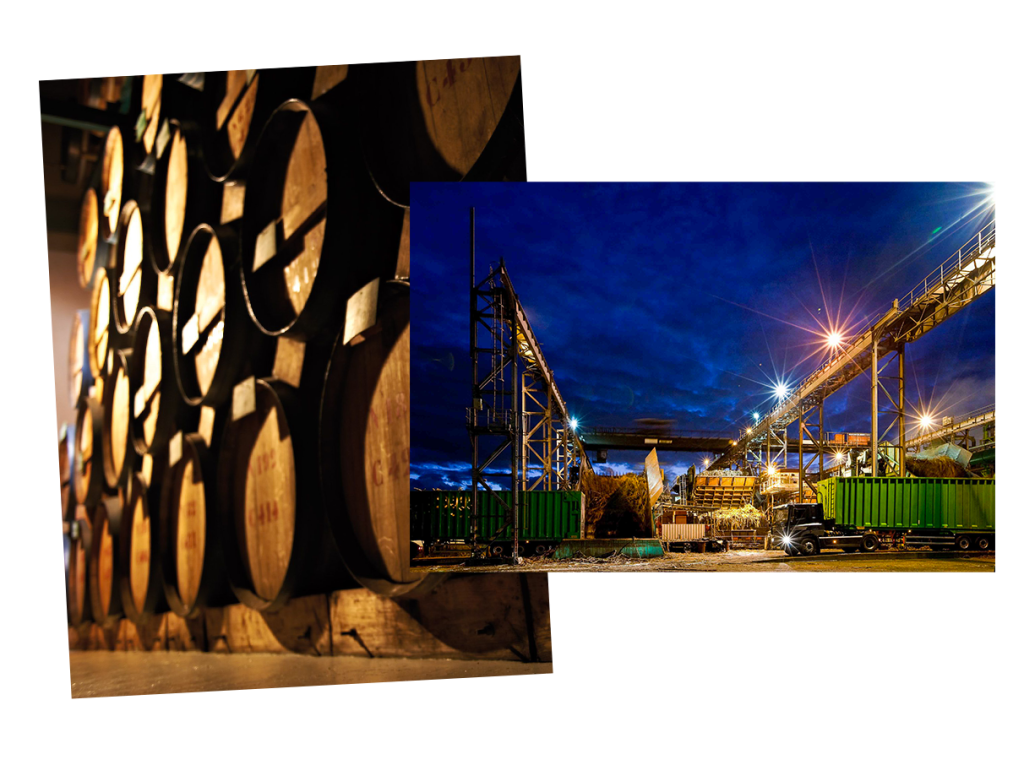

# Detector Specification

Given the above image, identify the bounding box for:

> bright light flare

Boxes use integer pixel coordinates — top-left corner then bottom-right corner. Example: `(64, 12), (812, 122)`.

(753, 412), (760, 422)
(827, 331), (843, 349)
(569, 417), (578, 431)
(746, 427), (753, 435)
(765, 464), (777, 476)
(774, 382), (789, 399)
(919, 414), (933, 429)
(703, 458), (710, 467)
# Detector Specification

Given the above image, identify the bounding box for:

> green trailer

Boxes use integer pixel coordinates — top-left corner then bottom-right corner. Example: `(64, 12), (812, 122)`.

(770, 476), (995, 555)
(410, 490), (584, 556)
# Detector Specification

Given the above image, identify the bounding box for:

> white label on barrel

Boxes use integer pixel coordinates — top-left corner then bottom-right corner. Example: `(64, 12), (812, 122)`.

(343, 279), (379, 346)
(134, 386), (148, 418)
(181, 313), (200, 355)
(156, 118), (172, 160)
(197, 294), (226, 334)
(272, 337), (305, 389)
(232, 377), (257, 421)
(221, 181), (246, 224)
(141, 454), (153, 486)
(198, 406), (216, 447)
(252, 220), (278, 273)
(103, 189), (118, 217)
(169, 431), (183, 467)
(157, 272), (175, 312)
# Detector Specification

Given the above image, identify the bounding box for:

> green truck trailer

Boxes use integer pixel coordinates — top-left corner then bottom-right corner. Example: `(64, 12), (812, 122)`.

(410, 490), (584, 556)
(769, 476), (995, 555)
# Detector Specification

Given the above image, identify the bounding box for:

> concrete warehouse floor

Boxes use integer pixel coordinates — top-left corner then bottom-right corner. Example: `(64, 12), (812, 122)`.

(69, 652), (552, 698)
(416, 550), (996, 573)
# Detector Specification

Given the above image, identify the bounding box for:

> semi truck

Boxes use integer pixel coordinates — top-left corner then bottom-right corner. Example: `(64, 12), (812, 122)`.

(769, 476), (995, 555)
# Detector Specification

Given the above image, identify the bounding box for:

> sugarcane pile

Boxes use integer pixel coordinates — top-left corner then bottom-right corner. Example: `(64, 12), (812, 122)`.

(714, 503), (766, 530)
(905, 455), (973, 478)
(582, 471), (654, 538)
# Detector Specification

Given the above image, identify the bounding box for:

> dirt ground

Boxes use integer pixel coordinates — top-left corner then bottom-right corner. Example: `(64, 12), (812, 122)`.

(415, 549), (996, 573)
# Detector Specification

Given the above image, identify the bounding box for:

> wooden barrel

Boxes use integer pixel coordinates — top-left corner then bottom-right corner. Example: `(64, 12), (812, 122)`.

(68, 309), (94, 408)
(217, 378), (351, 611)
(129, 306), (182, 456)
(101, 348), (135, 489)
(111, 200), (156, 335)
(319, 280), (419, 595)
(99, 125), (126, 242)
(119, 471), (167, 624)
(88, 269), (113, 380)
(199, 68), (316, 182)
(172, 223), (270, 406)
(127, 74), (163, 171)
(67, 504), (93, 627)
(73, 395), (104, 507)
(159, 432), (234, 616)
(352, 57), (525, 206)
(59, 422), (74, 488)
(76, 189), (109, 289)
(88, 495), (123, 625)
(149, 119), (219, 275)
(239, 99), (404, 338)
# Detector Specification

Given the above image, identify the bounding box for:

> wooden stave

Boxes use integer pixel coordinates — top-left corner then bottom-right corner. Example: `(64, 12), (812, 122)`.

(349, 59), (526, 207)
(318, 280), (422, 596)
(148, 118), (221, 276)
(239, 98), (405, 339)
(110, 199), (157, 337)
(216, 378), (352, 612)
(129, 306), (183, 457)
(172, 223), (272, 407)
(67, 504), (93, 627)
(88, 495), (124, 626)
(118, 469), (169, 626)
(69, 309), (94, 409)
(101, 348), (136, 490)
(159, 431), (235, 617)
(199, 67), (317, 183)
(73, 395), (105, 507)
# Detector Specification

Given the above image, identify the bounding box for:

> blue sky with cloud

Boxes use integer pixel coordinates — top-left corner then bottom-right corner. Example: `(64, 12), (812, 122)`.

(410, 183), (995, 489)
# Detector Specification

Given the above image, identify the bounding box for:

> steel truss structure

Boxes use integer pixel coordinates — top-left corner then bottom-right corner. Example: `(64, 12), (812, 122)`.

(711, 220), (996, 480)
(467, 210), (591, 559)
(906, 406), (995, 451)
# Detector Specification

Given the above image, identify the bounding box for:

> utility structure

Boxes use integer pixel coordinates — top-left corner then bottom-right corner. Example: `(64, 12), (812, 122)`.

(712, 220), (996, 496)
(467, 209), (591, 560)
(906, 406), (995, 452)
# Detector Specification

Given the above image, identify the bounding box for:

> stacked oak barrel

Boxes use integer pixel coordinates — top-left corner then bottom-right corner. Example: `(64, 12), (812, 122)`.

(60, 59), (524, 635)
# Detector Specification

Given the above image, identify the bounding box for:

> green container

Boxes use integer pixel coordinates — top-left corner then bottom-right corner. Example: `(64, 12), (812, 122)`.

(817, 476), (995, 532)
(410, 490), (584, 544)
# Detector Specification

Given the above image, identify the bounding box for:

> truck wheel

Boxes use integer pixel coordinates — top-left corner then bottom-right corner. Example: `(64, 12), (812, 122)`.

(799, 537), (819, 556)
(860, 534), (879, 553)
(956, 535), (972, 551)
(976, 536), (991, 552)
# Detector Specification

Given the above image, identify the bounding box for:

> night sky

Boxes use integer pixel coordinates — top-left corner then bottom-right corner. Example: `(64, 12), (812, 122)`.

(410, 183), (995, 490)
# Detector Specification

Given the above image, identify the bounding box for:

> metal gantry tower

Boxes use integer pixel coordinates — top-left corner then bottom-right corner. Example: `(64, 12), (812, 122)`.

(467, 209), (592, 560)
(713, 220), (996, 487)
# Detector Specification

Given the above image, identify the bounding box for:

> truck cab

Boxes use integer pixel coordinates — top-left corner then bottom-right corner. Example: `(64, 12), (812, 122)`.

(771, 502), (878, 555)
